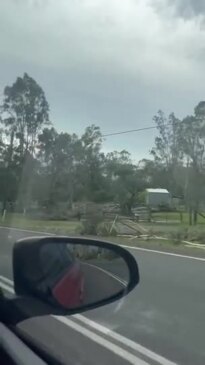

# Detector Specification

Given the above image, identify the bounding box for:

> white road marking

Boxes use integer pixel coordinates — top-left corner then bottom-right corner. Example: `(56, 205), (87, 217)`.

(1, 225), (205, 262)
(124, 245), (205, 260)
(0, 276), (179, 365)
(0, 279), (148, 364)
(0, 275), (14, 285)
(0, 281), (14, 293)
(84, 262), (127, 286)
(74, 314), (178, 365)
(0, 225), (54, 236)
(120, 245), (205, 262)
(53, 315), (150, 365)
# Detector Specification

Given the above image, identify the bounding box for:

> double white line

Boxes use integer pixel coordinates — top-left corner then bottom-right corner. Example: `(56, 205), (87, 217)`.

(0, 275), (14, 293)
(0, 275), (178, 365)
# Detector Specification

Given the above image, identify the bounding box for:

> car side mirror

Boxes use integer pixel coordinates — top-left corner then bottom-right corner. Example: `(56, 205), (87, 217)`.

(12, 236), (139, 316)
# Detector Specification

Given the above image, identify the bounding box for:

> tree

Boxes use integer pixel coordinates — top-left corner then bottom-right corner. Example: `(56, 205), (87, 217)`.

(0, 73), (50, 211)
(2, 73), (49, 158)
(38, 128), (81, 209)
(150, 103), (205, 225)
(105, 151), (143, 213)
(179, 102), (205, 224)
(151, 110), (183, 194)
(78, 125), (106, 202)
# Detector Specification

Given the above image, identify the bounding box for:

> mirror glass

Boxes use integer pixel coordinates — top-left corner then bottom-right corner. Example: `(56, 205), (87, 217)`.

(34, 242), (129, 310)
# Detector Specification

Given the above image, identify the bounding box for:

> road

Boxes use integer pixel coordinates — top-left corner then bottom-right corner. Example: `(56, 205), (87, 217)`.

(80, 261), (126, 305)
(0, 226), (205, 364)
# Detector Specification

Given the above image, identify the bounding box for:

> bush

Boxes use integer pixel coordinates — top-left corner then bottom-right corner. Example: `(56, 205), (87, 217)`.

(168, 228), (205, 245)
(97, 222), (117, 237)
(81, 214), (103, 235)
(187, 228), (205, 244)
(99, 248), (119, 260)
(146, 228), (154, 239)
(168, 228), (188, 245)
(74, 245), (100, 260)
(74, 223), (84, 234)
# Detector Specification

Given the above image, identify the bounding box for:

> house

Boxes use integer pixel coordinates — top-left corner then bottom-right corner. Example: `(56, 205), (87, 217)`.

(145, 188), (171, 208)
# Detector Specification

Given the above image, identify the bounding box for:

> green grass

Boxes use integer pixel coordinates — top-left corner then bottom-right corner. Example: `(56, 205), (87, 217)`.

(152, 211), (205, 225)
(140, 220), (205, 245)
(0, 213), (82, 234)
(2, 212), (205, 247)
(152, 211), (182, 221)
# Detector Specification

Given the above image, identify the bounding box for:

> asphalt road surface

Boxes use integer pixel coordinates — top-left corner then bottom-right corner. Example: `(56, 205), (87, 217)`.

(0, 226), (205, 365)
(81, 262), (126, 305)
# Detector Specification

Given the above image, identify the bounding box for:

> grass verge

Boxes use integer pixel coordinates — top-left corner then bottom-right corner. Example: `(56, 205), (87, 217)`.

(108, 236), (205, 258)
(0, 213), (82, 235)
(2, 213), (205, 257)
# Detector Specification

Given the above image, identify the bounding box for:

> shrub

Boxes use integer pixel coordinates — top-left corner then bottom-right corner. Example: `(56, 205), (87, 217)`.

(169, 230), (183, 245)
(81, 214), (103, 235)
(97, 222), (117, 237)
(187, 228), (205, 244)
(147, 228), (154, 238)
(74, 245), (100, 260)
(167, 227), (189, 245)
(74, 223), (84, 235)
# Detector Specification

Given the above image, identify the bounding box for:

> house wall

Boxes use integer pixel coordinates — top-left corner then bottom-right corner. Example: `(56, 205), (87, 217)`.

(146, 192), (171, 207)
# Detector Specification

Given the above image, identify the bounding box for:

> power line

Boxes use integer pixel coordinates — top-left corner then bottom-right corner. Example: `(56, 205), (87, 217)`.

(102, 117), (200, 137)
(102, 125), (157, 137)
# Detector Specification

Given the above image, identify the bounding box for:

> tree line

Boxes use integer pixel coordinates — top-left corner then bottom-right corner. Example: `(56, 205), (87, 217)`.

(1, 73), (205, 224)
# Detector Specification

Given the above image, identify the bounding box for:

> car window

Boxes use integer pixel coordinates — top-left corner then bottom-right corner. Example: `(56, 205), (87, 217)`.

(1, 1), (205, 365)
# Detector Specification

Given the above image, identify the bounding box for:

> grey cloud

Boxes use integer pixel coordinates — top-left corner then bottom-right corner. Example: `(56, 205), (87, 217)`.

(154, 0), (205, 19)
(1, 0), (205, 159)
(173, 0), (205, 18)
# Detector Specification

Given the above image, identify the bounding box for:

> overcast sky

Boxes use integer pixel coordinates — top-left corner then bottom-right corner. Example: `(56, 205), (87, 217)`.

(1, 0), (205, 161)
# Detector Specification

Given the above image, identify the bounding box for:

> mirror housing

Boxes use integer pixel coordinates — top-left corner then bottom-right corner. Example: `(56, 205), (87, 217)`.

(12, 236), (139, 316)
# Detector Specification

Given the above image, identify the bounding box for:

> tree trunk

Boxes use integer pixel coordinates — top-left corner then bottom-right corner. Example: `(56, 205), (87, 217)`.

(193, 210), (198, 225)
(179, 211), (183, 223)
(148, 207), (152, 223)
(8, 129), (14, 164)
(189, 208), (193, 226)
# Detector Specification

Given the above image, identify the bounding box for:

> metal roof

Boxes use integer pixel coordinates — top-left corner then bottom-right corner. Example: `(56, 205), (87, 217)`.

(146, 188), (169, 194)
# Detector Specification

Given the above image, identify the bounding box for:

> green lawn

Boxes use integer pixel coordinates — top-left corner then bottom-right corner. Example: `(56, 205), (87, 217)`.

(2, 212), (205, 246)
(141, 218), (205, 245)
(0, 213), (82, 235)
(152, 211), (182, 221)
(152, 211), (205, 225)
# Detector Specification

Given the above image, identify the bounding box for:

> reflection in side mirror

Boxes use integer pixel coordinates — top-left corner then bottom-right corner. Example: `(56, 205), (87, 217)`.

(13, 237), (139, 313)
(39, 243), (129, 309)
